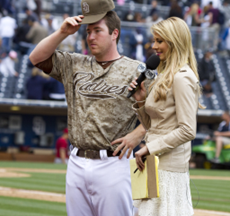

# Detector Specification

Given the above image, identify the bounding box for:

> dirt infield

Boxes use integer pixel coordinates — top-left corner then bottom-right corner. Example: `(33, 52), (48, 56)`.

(0, 187), (65, 203)
(0, 169), (30, 178)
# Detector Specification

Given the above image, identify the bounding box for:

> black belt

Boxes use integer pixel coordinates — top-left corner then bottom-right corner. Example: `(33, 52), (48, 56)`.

(77, 149), (121, 159)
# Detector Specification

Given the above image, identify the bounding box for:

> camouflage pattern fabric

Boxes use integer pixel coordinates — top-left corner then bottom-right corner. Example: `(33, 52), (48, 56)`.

(50, 50), (141, 151)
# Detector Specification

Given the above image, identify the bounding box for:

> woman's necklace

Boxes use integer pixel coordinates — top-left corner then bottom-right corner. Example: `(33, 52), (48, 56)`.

(96, 56), (122, 66)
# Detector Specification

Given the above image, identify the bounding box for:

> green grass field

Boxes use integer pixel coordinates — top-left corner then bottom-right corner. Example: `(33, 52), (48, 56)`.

(0, 161), (230, 215)
(0, 196), (67, 216)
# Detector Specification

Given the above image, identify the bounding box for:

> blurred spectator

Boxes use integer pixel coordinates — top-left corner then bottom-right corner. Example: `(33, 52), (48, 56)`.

(184, 3), (202, 26)
(207, 1), (221, 49)
(44, 14), (55, 35)
(81, 25), (90, 55)
(54, 128), (69, 164)
(27, 0), (37, 11)
(43, 77), (65, 101)
(0, 0), (14, 15)
(0, 12), (17, 52)
(161, 0), (170, 6)
(59, 34), (77, 52)
(168, 0), (183, 19)
(210, 111), (230, 163)
(117, 0), (125, 5)
(198, 50), (216, 96)
(146, 11), (163, 37)
(34, 0), (42, 21)
(123, 11), (135, 22)
(0, 50), (18, 77)
(201, 0), (222, 9)
(149, 0), (158, 17)
(222, 0), (230, 29)
(26, 67), (50, 100)
(223, 21), (230, 56)
(24, 6), (39, 22)
(201, 5), (212, 28)
(41, 14), (56, 35)
(0, 38), (7, 60)
(130, 27), (147, 62)
(13, 18), (31, 54)
(26, 17), (48, 45)
(134, 12), (145, 23)
(144, 36), (155, 60)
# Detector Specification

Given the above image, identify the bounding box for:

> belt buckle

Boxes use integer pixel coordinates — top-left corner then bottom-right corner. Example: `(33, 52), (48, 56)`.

(84, 150), (90, 159)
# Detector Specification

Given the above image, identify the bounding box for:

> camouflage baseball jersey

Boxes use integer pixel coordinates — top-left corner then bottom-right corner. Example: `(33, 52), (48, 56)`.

(50, 50), (141, 151)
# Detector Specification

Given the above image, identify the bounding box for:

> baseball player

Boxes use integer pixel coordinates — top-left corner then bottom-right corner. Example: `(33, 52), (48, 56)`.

(29, 0), (146, 215)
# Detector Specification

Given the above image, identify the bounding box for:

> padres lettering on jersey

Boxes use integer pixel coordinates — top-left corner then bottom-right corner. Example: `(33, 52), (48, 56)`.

(74, 72), (128, 99)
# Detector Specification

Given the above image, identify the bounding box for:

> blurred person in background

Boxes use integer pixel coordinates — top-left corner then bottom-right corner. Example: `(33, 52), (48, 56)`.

(26, 16), (48, 68)
(0, 50), (18, 77)
(45, 15), (55, 35)
(184, 3), (202, 27)
(24, 6), (39, 22)
(130, 27), (147, 61)
(26, 67), (50, 100)
(43, 77), (65, 101)
(26, 17), (48, 45)
(146, 11), (163, 38)
(201, 0), (222, 9)
(54, 128), (69, 164)
(0, 12), (17, 53)
(223, 20), (230, 56)
(222, 0), (230, 29)
(144, 36), (155, 59)
(134, 12), (146, 23)
(34, 0), (42, 21)
(0, 38), (7, 60)
(210, 111), (230, 163)
(13, 18), (31, 54)
(168, 0), (183, 19)
(198, 50), (215, 97)
(207, 1), (221, 50)
(149, 0), (158, 17)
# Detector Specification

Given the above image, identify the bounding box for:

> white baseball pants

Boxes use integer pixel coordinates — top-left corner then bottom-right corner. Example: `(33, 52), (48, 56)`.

(66, 147), (134, 216)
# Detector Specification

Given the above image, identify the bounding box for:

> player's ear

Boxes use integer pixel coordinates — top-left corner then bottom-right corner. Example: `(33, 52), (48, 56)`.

(112, 29), (119, 42)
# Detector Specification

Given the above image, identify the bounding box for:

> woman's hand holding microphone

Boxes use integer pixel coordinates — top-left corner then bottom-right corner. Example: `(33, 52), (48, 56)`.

(128, 78), (147, 107)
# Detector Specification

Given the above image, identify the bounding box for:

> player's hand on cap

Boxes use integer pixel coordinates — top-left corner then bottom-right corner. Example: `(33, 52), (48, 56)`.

(60, 15), (84, 35)
(128, 77), (146, 102)
(111, 130), (143, 159)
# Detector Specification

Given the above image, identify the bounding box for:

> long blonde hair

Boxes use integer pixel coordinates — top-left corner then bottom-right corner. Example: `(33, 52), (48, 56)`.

(149, 17), (204, 108)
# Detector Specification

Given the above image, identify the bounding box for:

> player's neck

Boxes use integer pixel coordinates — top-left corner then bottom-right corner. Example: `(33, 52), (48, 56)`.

(95, 47), (120, 62)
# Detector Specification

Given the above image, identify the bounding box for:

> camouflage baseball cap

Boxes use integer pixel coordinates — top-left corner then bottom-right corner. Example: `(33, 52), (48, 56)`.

(80, 0), (115, 24)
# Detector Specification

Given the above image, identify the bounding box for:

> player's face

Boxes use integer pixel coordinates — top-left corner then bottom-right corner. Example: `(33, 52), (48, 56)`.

(152, 33), (168, 61)
(86, 19), (114, 58)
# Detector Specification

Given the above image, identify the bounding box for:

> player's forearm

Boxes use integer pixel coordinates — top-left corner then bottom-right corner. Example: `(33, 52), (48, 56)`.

(29, 29), (68, 65)
(60, 149), (66, 164)
(132, 124), (146, 147)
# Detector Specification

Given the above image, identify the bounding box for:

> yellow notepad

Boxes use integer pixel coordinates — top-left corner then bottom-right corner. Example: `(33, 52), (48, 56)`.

(130, 155), (159, 200)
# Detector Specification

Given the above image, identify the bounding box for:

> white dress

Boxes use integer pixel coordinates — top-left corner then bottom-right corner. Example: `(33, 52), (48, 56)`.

(133, 169), (194, 216)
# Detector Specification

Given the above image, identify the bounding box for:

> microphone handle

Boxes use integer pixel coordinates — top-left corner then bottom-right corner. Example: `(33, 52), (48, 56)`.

(127, 73), (146, 98)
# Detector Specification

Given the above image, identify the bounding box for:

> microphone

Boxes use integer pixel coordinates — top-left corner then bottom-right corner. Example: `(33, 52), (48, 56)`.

(127, 54), (160, 98)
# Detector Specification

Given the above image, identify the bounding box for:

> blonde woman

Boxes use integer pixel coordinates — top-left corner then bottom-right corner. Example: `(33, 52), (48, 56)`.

(129, 17), (204, 216)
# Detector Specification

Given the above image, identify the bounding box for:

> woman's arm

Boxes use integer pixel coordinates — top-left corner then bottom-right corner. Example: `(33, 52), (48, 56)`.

(146, 71), (199, 155)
